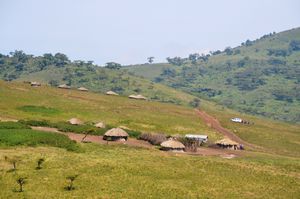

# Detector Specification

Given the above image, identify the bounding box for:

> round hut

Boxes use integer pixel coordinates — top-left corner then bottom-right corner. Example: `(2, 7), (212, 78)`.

(160, 139), (185, 152)
(68, 118), (83, 125)
(215, 138), (239, 150)
(31, 81), (41, 87)
(77, 87), (88, 92)
(94, 122), (106, 128)
(128, 94), (147, 100)
(58, 84), (71, 89)
(103, 128), (128, 141)
(106, 91), (119, 96)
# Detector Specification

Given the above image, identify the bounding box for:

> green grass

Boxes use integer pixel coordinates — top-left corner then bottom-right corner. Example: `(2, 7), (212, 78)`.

(0, 129), (80, 151)
(17, 105), (61, 116)
(0, 81), (217, 139)
(0, 121), (30, 129)
(200, 100), (300, 157)
(0, 145), (299, 198)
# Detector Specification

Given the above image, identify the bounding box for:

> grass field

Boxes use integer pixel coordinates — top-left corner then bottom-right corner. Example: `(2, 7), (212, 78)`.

(0, 81), (300, 198)
(0, 145), (299, 198)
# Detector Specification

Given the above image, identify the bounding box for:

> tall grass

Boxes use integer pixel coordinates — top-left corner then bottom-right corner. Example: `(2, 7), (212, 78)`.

(0, 129), (80, 152)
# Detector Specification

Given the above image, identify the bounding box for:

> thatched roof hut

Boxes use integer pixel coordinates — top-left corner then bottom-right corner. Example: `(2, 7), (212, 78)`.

(95, 122), (106, 128)
(31, 81), (41, 87)
(103, 128), (128, 141)
(77, 87), (88, 92)
(58, 84), (71, 89)
(106, 91), (119, 96)
(215, 138), (239, 150)
(128, 94), (147, 100)
(68, 118), (83, 125)
(160, 139), (185, 152)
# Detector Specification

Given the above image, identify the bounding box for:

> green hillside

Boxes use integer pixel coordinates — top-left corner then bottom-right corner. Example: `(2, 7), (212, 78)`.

(0, 81), (299, 198)
(0, 81), (299, 157)
(126, 28), (300, 123)
(0, 53), (196, 106)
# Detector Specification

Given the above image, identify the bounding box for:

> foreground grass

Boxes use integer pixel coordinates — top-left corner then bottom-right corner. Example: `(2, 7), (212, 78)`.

(0, 145), (299, 198)
(0, 129), (80, 152)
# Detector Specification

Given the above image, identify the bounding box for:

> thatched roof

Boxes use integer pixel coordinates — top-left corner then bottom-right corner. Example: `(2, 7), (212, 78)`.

(106, 91), (119, 96)
(31, 81), (41, 86)
(215, 138), (238, 146)
(95, 122), (106, 128)
(77, 87), (88, 91)
(68, 118), (83, 125)
(160, 139), (185, 149)
(104, 128), (128, 137)
(58, 84), (71, 89)
(128, 94), (147, 100)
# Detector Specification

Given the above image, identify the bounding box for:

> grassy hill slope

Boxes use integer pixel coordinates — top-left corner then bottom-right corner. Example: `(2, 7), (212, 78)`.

(126, 28), (300, 123)
(0, 81), (299, 157)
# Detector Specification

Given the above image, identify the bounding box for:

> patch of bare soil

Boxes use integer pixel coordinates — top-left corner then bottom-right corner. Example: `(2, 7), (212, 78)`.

(195, 109), (259, 149)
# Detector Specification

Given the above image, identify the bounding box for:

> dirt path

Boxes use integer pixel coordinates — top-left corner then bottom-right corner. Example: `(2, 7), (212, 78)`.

(195, 109), (259, 149)
(31, 126), (241, 158)
(31, 126), (154, 149)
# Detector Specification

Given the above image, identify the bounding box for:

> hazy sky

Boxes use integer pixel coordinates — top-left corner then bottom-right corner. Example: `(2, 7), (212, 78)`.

(0, 0), (299, 65)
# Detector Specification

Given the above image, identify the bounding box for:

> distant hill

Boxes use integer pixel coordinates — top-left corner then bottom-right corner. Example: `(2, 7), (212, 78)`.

(0, 52), (197, 106)
(126, 28), (300, 123)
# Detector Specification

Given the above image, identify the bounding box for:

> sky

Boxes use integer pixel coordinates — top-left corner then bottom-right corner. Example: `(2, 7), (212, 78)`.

(0, 0), (299, 65)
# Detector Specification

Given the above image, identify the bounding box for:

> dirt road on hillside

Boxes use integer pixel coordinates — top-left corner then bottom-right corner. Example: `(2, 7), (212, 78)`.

(195, 109), (259, 149)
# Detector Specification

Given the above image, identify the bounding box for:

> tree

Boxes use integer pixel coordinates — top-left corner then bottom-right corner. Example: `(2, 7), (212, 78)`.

(147, 57), (154, 64)
(10, 50), (28, 63)
(289, 40), (300, 51)
(189, 98), (201, 108)
(81, 129), (95, 142)
(188, 53), (200, 64)
(166, 57), (184, 66)
(5, 156), (20, 172)
(224, 47), (233, 55)
(105, 62), (121, 70)
(65, 175), (79, 191)
(54, 53), (69, 67)
(16, 177), (27, 192)
(49, 80), (59, 87)
(36, 158), (45, 170)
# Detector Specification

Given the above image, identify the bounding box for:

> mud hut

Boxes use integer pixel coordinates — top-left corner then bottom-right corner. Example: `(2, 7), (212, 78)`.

(68, 118), (83, 125)
(215, 138), (239, 150)
(94, 122), (106, 128)
(160, 139), (185, 152)
(77, 87), (88, 92)
(106, 91), (119, 96)
(103, 128), (128, 141)
(128, 94), (147, 100)
(30, 81), (41, 87)
(58, 84), (71, 89)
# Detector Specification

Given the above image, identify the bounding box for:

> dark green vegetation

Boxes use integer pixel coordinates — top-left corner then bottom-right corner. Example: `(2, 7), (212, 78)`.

(127, 28), (300, 123)
(0, 121), (79, 151)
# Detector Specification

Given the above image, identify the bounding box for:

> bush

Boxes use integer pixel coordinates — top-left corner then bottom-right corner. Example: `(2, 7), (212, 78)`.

(19, 120), (111, 135)
(0, 122), (30, 129)
(139, 133), (167, 145)
(20, 120), (51, 127)
(0, 129), (80, 152)
(126, 130), (142, 138)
